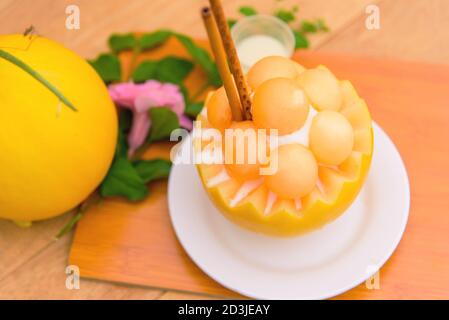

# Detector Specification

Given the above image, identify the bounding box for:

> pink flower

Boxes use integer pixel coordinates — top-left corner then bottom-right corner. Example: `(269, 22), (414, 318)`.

(108, 80), (192, 156)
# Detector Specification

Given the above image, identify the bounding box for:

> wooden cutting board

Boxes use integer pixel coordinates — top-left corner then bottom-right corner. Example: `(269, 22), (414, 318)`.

(69, 39), (449, 299)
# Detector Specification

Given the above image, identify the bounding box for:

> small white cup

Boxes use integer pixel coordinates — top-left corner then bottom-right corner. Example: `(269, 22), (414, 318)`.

(231, 15), (295, 72)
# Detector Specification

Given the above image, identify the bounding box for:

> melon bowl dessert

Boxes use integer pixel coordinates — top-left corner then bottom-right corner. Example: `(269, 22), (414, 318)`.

(195, 56), (373, 237)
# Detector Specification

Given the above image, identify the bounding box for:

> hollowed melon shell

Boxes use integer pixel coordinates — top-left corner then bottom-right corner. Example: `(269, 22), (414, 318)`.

(196, 80), (373, 237)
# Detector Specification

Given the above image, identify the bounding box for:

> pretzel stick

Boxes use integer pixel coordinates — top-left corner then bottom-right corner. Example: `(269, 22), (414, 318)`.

(208, 0), (252, 120)
(201, 7), (243, 121)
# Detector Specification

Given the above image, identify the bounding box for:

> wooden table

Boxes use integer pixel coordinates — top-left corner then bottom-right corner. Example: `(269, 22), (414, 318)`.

(1, 0), (448, 300)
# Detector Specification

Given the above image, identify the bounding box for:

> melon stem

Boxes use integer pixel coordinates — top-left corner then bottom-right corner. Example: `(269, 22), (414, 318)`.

(0, 49), (77, 112)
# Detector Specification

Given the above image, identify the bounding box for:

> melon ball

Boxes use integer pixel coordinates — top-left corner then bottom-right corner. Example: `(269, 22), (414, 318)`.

(247, 56), (299, 90)
(223, 121), (269, 179)
(265, 144), (318, 199)
(309, 111), (354, 166)
(297, 67), (343, 111)
(207, 86), (232, 131)
(252, 78), (309, 135)
(293, 61), (306, 75)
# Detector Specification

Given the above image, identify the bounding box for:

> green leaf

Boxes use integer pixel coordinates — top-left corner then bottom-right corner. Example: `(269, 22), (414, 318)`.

(239, 6), (257, 16)
(300, 20), (318, 33)
(0, 49), (77, 112)
(108, 33), (137, 52)
(174, 33), (222, 87)
(227, 19), (237, 29)
(293, 31), (309, 49)
(155, 56), (194, 84)
(178, 83), (190, 106)
(133, 159), (172, 183)
(274, 9), (296, 23)
(148, 107), (179, 142)
(89, 53), (121, 83)
(132, 61), (158, 83)
(118, 109), (133, 133)
(55, 209), (84, 239)
(100, 157), (148, 201)
(185, 101), (204, 118)
(316, 19), (330, 32)
(140, 30), (172, 50)
(108, 31), (173, 53)
(116, 129), (128, 159)
(116, 109), (132, 158)
(132, 56), (194, 84)
(300, 19), (329, 33)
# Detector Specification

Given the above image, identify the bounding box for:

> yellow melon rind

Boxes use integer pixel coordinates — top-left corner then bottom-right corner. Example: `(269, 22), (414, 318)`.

(196, 135), (372, 237)
(195, 77), (374, 237)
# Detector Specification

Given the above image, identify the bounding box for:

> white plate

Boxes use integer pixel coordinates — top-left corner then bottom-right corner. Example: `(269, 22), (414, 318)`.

(168, 123), (410, 300)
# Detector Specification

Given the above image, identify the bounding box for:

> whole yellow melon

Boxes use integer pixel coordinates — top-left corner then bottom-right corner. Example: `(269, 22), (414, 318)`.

(0, 34), (118, 225)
